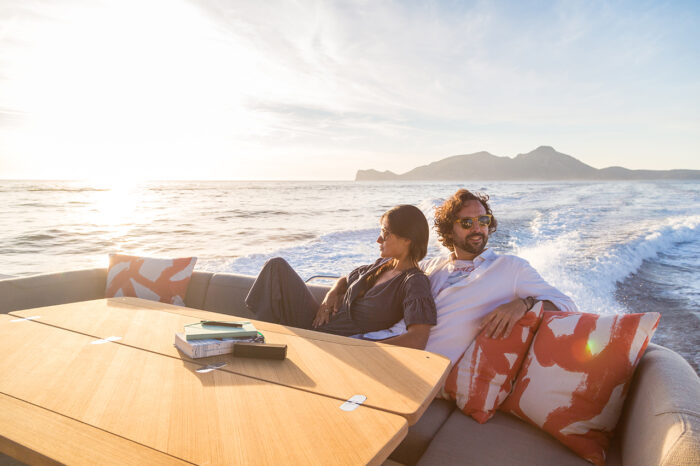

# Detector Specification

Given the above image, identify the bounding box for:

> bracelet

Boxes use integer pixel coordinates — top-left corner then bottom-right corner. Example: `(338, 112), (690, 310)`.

(522, 296), (536, 311)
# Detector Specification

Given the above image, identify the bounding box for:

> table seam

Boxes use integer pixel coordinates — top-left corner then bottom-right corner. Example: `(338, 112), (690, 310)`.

(5, 311), (420, 420)
(0, 391), (197, 465)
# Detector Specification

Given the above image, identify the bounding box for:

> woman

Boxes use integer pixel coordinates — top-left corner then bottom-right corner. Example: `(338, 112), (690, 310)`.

(244, 205), (436, 348)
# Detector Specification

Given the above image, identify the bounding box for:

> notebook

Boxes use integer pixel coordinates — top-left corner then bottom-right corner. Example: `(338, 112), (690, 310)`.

(184, 320), (258, 341)
(174, 332), (264, 358)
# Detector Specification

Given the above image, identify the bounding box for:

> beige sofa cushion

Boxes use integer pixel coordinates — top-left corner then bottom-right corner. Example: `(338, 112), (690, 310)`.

(390, 398), (454, 465)
(0, 268), (212, 315)
(418, 410), (615, 466)
(306, 283), (330, 304)
(0, 269), (107, 314)
(202, 273), (256, 317)
(615, 343), (700, 466)
(184, 271), (213, 310)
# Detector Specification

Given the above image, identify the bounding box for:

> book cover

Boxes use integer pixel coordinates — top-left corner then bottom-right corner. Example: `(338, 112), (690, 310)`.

(184, 320), (258, 341)
(174, 332), (264, 359)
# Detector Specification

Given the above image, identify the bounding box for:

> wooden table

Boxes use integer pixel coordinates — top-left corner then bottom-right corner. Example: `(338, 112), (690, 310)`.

(2, 298), (450, 465)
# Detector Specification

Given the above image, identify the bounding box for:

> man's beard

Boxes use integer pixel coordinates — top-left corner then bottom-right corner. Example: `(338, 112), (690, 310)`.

(455, 233), (487, 255)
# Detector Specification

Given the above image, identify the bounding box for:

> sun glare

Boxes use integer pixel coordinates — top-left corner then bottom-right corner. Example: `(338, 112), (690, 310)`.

(6, 0), (269, 179)
(89, 178), (143, 226)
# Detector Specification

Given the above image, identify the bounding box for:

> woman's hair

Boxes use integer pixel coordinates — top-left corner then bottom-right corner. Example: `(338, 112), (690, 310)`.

(382, 204), (430, 264)
(434, 189), (497, 251)
(361, 205), (430, 294)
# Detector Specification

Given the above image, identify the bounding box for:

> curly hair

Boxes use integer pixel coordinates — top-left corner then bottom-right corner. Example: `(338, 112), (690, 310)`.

(434, 189), (497, 251)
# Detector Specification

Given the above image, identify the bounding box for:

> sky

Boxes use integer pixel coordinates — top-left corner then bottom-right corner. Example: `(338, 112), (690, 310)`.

(0, 0), (698, 180)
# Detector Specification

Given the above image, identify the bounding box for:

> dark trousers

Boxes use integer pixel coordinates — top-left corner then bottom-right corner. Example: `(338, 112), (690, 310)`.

(244, 257), (363, 336)
(244, 257), (319, 329)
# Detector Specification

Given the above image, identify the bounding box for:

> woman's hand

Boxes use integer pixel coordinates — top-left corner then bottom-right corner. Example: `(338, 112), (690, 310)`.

(312, 278), (346, 328)
(478, 298), (528, 339)
(312, 291), (342, 327)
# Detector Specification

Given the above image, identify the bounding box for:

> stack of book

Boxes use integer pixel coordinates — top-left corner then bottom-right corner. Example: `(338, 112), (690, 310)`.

(174, 320), (264, 359)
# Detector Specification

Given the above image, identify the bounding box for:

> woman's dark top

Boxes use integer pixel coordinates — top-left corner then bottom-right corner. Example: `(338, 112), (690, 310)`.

(318, 258), (437, 336)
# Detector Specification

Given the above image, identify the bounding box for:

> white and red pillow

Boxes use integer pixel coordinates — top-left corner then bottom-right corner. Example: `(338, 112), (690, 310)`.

(441, 302), (544, 423)
(105, 254), (197, 306)
(500, 311), (660, 466)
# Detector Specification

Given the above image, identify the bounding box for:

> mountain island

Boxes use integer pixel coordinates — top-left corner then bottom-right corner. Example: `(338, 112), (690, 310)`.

(355, 146), (700, 181)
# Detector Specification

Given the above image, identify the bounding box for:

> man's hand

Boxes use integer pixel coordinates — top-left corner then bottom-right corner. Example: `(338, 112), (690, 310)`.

(479, 299), (528, 339)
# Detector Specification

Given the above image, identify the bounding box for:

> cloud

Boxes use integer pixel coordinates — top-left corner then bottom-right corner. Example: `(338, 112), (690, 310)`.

(0, 0), (698, 178)
(0, 108), (26, 126)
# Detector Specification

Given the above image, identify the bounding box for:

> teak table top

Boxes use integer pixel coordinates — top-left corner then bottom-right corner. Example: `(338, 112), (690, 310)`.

(3, 298), (451, 465)
(11, 298), (450, 424)
(0, 313), (405, 465)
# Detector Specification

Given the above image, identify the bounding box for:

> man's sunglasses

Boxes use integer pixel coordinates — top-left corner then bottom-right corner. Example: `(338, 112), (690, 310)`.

(454, 214), (492, 229)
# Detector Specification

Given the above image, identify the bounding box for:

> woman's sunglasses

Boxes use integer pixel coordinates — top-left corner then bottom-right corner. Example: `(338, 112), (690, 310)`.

(454, 214), (492, 229)
(379, 228), (392, 241)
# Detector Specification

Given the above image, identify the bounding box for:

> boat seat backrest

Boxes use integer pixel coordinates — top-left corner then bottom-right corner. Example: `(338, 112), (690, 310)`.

(0, 268), (107, 314)
(0, 268), (331, 318)
(614, 343), (700, 466)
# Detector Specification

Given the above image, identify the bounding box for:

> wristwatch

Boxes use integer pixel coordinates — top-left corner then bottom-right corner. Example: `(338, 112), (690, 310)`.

(522, 296), (536, 311)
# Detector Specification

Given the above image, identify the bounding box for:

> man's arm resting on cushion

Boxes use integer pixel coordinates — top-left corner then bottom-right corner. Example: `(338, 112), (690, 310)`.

(541, 300), (560, 311)
(381, 324), (432, 349)
(480, 298), (562, 339)
(515, 259), (578, 312)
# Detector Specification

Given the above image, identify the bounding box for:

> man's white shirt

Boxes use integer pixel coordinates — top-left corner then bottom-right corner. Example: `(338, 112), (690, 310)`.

(359, 249), (578, 365)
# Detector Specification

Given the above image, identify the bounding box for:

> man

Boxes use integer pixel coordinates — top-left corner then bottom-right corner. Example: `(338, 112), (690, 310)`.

(365, 188), (578, 365)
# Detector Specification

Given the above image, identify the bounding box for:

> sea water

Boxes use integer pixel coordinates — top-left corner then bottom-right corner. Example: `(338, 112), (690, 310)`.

(1, 179), (698, 371)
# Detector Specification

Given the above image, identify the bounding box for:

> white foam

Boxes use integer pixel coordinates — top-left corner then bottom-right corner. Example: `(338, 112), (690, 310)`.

(189, 184), (700, 326)
(226, 227), (382, 278)
(515, 215), (700, 314)
(222, 203), (700, 320)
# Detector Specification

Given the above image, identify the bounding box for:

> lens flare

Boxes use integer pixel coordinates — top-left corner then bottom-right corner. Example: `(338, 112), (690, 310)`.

(572, 338), (597, 363)
(586, 339), (598, 356)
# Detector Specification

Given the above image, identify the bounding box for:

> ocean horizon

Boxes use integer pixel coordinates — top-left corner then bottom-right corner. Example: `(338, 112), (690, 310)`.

(2, 179), (698, 372)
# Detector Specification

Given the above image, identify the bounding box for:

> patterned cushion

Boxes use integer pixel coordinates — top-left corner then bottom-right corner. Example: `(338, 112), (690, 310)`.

(500, 311), (660, 466)
(441, 302), (544, 423)
(105, 254), (197, 306)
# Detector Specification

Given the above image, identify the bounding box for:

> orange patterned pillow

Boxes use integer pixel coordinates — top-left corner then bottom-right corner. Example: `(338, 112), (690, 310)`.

(441, 302), (544, 423)
(105, 254), (197, 306)
(500, 311), (660, 466)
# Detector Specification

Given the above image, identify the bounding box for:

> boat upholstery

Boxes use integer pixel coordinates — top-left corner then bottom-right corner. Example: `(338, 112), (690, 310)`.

(0, 268), (107, 314)
(183, 270), (214, 311)
(418, 408), (599, 465)
(614, 344), (700, 466)
(389, 398), (455, 464)
(1, 268), (698, 466)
